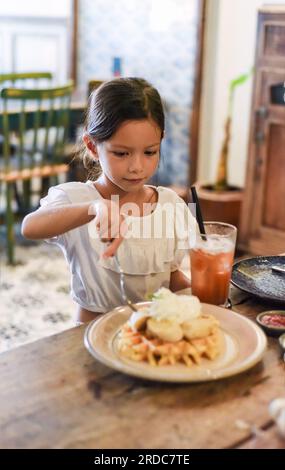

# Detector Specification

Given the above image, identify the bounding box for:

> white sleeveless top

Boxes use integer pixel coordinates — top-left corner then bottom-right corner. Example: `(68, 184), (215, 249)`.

(40, 181), (196, 314)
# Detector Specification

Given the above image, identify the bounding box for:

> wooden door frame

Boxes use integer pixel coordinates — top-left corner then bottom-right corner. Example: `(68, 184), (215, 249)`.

(189, 0), (207, 185)
(70, 0), (78, 84)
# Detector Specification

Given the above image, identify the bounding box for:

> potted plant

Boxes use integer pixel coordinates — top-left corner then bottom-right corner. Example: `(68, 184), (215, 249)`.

(195, 70), (252, 228)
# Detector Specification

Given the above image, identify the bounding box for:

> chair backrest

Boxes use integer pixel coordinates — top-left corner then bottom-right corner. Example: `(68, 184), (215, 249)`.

(88, 79), (104, 98)
(0, 72), (53, 114)
(0, 72), (53, 88)
(1, 82), (74, 173)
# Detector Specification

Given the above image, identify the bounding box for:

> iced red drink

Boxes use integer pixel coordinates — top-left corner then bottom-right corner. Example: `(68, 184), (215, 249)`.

(190, 222), (237, 306)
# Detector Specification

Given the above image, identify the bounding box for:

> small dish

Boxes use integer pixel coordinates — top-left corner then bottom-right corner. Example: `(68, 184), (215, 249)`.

(256, 311), (285, 337)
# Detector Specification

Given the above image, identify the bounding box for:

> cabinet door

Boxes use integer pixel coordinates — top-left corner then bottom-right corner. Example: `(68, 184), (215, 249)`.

(241, 70), (285, 254)
(250, 114), (285, 254)
(240, 11), (285, 255)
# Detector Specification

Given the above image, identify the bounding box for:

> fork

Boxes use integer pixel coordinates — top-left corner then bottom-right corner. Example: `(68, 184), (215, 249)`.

(113, 253), (138, 312)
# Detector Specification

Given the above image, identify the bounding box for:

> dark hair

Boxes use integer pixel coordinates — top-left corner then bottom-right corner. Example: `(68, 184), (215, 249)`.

(80, 77), (165, 180)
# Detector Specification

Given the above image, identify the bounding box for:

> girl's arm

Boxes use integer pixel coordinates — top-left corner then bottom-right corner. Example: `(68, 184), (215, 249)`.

(21, 202), (94, 240)
(169, 269), (191, 292)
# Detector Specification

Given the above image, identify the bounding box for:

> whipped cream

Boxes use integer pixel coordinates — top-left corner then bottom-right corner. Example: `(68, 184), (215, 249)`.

(145, 287), (201, 323)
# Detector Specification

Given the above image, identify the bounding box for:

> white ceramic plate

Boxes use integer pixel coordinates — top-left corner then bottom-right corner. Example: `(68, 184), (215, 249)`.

(84, 302), (267, 383)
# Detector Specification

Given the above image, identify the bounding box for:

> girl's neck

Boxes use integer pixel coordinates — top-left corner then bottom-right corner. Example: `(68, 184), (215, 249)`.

(94, 175), (147, 204)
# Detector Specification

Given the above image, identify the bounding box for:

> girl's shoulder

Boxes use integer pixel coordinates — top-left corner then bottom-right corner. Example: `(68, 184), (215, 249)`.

(48, 181), (100, 204)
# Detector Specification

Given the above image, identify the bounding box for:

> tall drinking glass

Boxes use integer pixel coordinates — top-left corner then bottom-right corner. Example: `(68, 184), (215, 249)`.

(190, 222), (237, 306)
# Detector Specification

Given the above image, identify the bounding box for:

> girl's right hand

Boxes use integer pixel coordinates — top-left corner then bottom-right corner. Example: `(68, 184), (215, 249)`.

(89, 199), (128, 259)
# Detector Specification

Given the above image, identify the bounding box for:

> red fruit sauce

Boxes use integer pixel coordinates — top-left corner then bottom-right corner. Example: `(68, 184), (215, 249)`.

(261, 314), (285, 328)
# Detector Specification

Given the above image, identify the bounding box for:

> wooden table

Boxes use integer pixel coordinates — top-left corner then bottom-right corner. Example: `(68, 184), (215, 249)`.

(0, 287), (284, 449)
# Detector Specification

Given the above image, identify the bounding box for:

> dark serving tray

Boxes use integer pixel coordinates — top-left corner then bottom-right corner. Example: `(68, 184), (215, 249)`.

(231, 256), (285, 303)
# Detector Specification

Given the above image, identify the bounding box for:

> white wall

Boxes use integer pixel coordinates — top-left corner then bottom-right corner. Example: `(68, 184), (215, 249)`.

(0, 0), (71, 17)
(198, 0), (285, 188)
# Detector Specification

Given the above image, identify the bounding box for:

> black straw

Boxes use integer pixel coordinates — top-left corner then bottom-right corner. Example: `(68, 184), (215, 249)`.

(190, 186), (207, 240)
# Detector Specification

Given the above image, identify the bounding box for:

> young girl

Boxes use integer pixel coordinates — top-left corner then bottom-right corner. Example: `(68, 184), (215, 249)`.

(22, 77), (196, 323)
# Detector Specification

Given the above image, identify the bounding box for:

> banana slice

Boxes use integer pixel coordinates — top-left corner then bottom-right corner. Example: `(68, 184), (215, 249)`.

(129, 310), (149, 331)
(182, 315), (218, 340)
(147, 318), (183, 342)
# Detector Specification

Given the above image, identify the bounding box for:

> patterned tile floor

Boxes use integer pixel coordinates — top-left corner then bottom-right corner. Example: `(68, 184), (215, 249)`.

(0, 242), (75, 353)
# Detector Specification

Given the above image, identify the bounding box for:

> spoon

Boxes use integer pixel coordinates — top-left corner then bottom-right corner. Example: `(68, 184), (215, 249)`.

(272, 266), (285, 275)
(113, 253), (138, 312)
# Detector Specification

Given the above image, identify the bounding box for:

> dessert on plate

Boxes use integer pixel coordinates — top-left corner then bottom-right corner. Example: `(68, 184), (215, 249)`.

(117, 288), (223, 367)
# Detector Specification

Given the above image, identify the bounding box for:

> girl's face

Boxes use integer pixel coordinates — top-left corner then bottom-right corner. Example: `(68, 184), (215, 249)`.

(93, 119), (161, 192)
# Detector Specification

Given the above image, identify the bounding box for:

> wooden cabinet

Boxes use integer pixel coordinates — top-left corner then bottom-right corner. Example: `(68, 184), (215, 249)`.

(240, 7), (285, 254)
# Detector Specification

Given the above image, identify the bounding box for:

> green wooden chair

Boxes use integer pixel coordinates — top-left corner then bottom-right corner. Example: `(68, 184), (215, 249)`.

(0, 73), (54, 207)
(0, 73), (53, 151)
(0, 82), (74, 264)
(0, 72), (52, 88)
(88, 79), (104, 97)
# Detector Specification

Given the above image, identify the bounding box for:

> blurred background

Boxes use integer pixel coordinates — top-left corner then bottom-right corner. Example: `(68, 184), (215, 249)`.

(1, 0), (201, 187)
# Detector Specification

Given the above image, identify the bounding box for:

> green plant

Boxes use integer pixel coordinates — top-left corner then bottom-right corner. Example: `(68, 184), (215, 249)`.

(214, 69), (253, 191)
